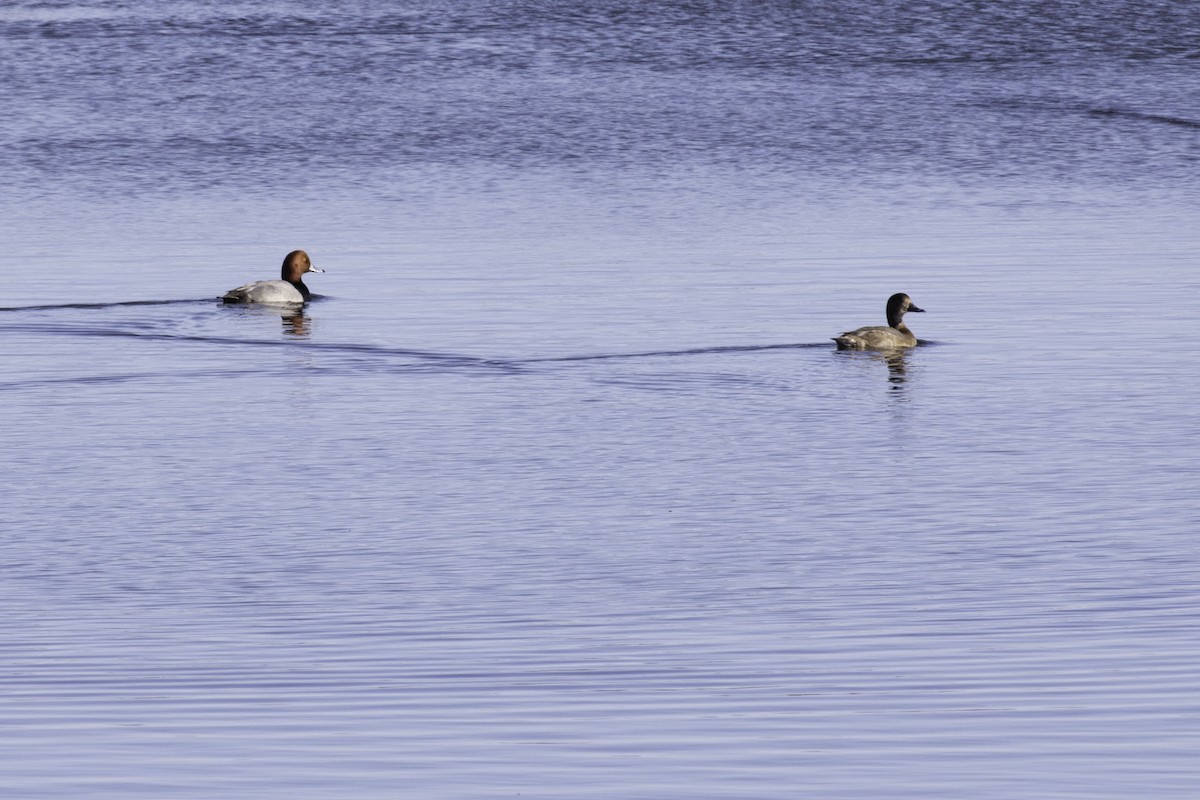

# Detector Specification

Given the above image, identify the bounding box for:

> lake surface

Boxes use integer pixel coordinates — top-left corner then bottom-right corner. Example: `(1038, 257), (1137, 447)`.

(3, 2), (1200, 798)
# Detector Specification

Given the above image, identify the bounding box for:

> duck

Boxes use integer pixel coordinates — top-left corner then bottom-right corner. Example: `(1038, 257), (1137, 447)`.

(222, 250), (324, 304)
(833, 293), (924, 350)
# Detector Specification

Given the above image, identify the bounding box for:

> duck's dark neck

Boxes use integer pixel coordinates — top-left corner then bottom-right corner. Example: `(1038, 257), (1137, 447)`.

(289, 279), (312, 301)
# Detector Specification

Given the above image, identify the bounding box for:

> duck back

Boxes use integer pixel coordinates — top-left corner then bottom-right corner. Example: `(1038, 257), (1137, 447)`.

(833, 325), (917, 350)
(222, 280), (306, 304)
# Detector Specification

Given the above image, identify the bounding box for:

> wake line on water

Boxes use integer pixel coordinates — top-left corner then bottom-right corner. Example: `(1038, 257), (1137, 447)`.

(1, 302), (842, 391)
(0, 367), (289, 392)
(0, 320), (522, 375)
(515, 343), (827, 364)
(984, 97), (1200, 131)
(0, 322), (836, 390)
(0, 298), (213, 313)
(1088, 107), (1200, 129)
(7, 322), (829, 365)
(4, 304), (832, 367)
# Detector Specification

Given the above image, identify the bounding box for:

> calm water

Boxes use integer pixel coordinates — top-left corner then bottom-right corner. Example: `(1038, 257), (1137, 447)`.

(3, 2), (1200, 798)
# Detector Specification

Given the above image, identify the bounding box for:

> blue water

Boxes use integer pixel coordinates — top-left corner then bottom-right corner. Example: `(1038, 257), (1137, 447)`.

(4, 2), (1200, 798)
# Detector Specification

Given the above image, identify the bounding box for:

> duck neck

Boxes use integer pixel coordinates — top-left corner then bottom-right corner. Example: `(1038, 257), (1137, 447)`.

(289, 279), (312, 301)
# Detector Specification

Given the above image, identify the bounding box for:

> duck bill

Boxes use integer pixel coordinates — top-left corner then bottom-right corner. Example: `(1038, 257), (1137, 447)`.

(908, 305), (925, 313)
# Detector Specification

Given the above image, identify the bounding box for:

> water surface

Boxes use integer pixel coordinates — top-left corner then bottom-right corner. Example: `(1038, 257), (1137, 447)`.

(3, 2), (1200, 798)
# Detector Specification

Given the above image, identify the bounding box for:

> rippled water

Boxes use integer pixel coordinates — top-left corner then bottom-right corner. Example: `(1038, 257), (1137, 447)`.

(4, 2), (1200, 798)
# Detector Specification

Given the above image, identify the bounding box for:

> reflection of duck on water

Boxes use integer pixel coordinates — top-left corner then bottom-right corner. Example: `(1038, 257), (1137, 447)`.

(222, 298), (313, 338)
(880, 350), (908, 387)
(280, 308), (311, 338)
(838, 348), (912, 389)
(833, 293), (924, 350)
